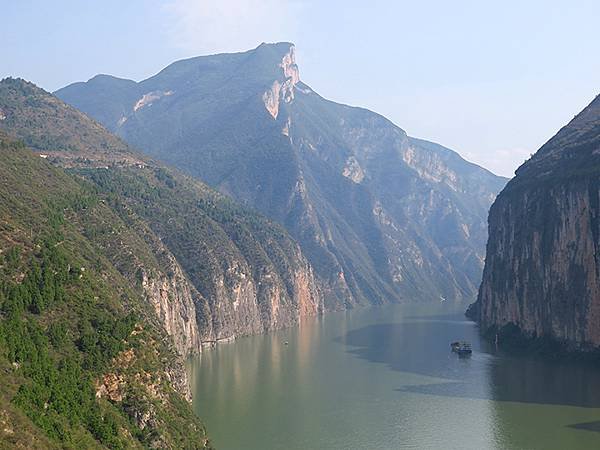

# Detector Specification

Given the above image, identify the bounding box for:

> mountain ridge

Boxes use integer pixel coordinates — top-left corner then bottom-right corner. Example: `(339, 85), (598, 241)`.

(1, 76), (325, 345)
(56, 42), (507, 307)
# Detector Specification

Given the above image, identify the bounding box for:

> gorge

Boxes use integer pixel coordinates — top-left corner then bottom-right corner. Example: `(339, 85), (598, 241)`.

(3, 39), (599, 449)
(0, 43), (507, 446)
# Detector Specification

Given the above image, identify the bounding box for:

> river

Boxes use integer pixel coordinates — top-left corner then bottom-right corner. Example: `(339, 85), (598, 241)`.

(187, 304), (600, 449)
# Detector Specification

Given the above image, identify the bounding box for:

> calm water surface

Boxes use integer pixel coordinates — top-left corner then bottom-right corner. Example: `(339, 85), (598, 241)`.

(187, 304), (600, 449)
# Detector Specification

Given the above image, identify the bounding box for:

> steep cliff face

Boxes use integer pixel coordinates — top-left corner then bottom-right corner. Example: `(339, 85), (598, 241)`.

(262, 45), (298, 119)
(68, 188), (207, 357)
(81, 166), (323, 344)
(195, 246), (321, 341)
(473, 94), (600, 348)
(56, 42), (507, 307)
(139, 251), (204, 356)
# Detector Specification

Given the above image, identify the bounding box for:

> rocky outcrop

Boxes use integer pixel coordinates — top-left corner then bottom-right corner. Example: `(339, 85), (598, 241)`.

(263, 81), (282, 119)
(134, 90), (173, 112)
(140, 259), (204, 356)
(473, 94), (600, 349)
(173, 234), (323, 344)
(342, 156), (365, 183)
(262, 45), (299, 119)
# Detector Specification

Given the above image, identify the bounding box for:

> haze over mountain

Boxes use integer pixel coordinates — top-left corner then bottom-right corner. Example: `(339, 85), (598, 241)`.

(57, 42), (508, 307)
(470, 94), (600, 349)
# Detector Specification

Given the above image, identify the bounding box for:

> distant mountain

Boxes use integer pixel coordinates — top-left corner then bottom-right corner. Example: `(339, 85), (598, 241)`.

(57, 42), (507, 306)
(469, 94), (600, 349)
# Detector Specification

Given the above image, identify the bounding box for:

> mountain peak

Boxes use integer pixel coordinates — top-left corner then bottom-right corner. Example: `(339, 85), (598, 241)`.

(0, 76), (40, 94)
(254, 41), (296, 61)
(260, 43), (299, 119)
(514, 92), (600, 180)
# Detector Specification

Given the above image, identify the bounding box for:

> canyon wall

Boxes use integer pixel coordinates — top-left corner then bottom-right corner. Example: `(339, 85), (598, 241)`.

(473, 94), (600, 348)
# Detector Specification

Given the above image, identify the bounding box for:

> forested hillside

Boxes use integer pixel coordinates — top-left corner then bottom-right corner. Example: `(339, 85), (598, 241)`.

(0, 134), (210, 448)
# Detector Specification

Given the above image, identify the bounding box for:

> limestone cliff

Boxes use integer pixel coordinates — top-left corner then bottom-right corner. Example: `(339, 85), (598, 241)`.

(139, 251), (204, 356)
(87, 167), (325, 345)
(262, 45), (299, 119)
(472, 94), (600, 349)
(193, 243), (322, 343)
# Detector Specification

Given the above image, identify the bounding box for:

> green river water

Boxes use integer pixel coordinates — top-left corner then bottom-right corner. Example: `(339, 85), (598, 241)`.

(187, 304), (600, 449)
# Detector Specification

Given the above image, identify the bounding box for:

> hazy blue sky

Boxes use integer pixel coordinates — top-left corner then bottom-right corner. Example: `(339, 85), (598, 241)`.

(2, 0), (599, 176)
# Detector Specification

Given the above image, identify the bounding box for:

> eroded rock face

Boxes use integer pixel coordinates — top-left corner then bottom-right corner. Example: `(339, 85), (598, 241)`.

(342, 156), (365, 184)
(140, 257), (204, 356)
(401, 145), (460, 191)
(473, 94), (600, 348)
(263, 81), (282, 119)
(190, 242), (323, 343)
(477, 182), (600, 344)
(281, 100), (506, 305)
(134, 90), (173, 112)
(262, 45), (299, 119)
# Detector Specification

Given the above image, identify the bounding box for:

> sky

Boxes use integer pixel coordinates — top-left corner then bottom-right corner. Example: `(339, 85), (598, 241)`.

(2, 0), (599, 177)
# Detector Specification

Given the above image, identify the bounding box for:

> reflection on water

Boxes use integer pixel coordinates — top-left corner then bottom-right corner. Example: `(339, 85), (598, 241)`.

(188, 304), (600, 450)
(342, 317), (600, 408)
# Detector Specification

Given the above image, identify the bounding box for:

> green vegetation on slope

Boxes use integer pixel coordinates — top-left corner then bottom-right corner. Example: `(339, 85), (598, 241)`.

(0, 135), (210, 449)
(83, 166), (297, 287)
(2, 75), (323, 338)
(0, 75), (328, 447)
(0, 77), (140, 165)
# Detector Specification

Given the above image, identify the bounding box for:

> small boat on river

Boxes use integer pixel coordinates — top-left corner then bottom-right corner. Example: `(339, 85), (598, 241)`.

(457, 342), (472, 357)
(451, 341), (472, 356)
